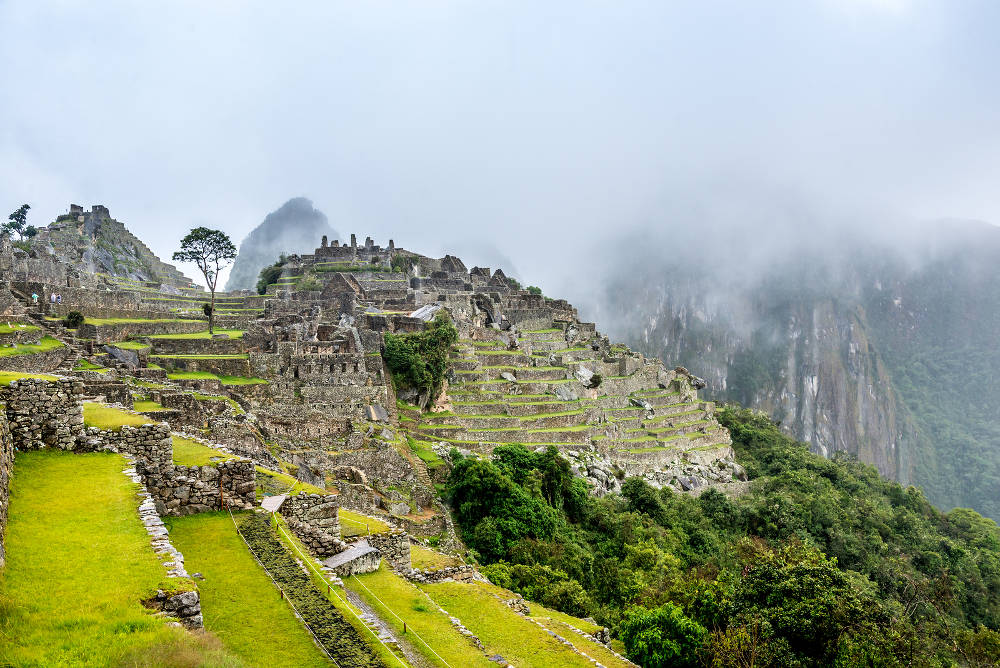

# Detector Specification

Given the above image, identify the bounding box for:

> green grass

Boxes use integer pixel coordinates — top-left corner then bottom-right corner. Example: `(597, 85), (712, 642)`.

(109, 341), (151, 351)
(83, 402), (155, 430)
(149, 329), (245, 339)
(166, 512), (330, 667)
(339, 508), (390, 537)
(255, 466), (328, 496)
(73, 359), (108, 371)
(166, 370), (219, 380)
(410, 545), (461, 570)
(81, 317), (201, 326)
(0, 451), (238, 667)
(133, 399), (168, 412)
(172, 435), (237, 466)
(0, 370), (58, 385)
(420, 580), (600, 668)
(150, 354), (248, 360)
(219, 375), (268, 386)
(0, 323), (39, 334)
(347, 565), (493, 668)
(0, 335), (64, 358)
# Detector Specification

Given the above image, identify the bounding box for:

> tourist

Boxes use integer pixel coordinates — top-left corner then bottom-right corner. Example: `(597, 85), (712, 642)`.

(56, 294), (62, 305)
(31, 293), (38, 304)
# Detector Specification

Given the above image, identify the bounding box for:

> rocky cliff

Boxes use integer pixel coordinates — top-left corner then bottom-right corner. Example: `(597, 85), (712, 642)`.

(225, 197), (338, 291)
(592, 220), (1000, 519)
(27, 204), (194, 287)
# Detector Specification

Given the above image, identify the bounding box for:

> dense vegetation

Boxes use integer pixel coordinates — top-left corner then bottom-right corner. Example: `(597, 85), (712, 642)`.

(382, 311), (458, 405)
(446, 406), (1000, 667)
(255, 255), (288, 294)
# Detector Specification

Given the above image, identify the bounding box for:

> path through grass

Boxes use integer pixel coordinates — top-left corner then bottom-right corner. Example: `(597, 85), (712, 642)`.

(0, 450), (239, 666)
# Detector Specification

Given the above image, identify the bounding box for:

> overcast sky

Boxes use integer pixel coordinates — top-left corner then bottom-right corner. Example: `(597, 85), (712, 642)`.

(2, 1), (998, 291)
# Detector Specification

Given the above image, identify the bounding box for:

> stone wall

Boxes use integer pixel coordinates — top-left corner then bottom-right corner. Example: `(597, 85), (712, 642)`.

(139, 457), (256, 516)
(0, 378), (85, 450)
(77, 319), (207, 343)
(367, 530), (411, 571)
(279, 492), (341, 539)
(0, 413), (12, 568)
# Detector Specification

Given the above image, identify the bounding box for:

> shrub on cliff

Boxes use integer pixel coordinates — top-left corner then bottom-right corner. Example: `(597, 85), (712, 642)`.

(63, 311), (84, 329)
(382, 311), (458, 406)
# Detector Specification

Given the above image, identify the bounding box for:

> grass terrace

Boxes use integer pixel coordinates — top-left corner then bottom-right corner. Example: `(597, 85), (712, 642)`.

(0, 370), (58, 385)
(73, 359), (109, 372)
(166, 512), (330, 667)
(0, 451), (235, 667)
(420, 580), (611, 668)
(79, 317), (201, 326)
(0, 323), (39, 334)
(109, 341), (150, 351)
(83, 402), (155, 430)
(0, 335), (64, 358)
(339, 508), (390, 537)
(410, 544), (462, 570)
(148, 329), (245, 339)
(255, 466), (328, 497)
(172, 436), (237, 466)
(132, 399), (168, 412)
(346, 565), (494, 668)
(150, 354), (249, 360)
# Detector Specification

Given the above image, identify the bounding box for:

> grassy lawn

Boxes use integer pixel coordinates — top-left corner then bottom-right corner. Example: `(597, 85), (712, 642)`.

(166, 512), (331, 668)
(339, 508), (390, 537)
(133, 399), (168, 412)
(109, 341), (151, 351)
(0, 370), (58, 385)
(255, 466), (328, 497)
(167, 370), (219, 380)
(83, 401), (155, 430)
(220, 375), (268, 386)
(150, 354), (248, 360)
(420, 581), (600, 668)
(0, 323), (39, 334)
(149, 329), (245, 339)
(74, 359), (108, 372)
(83, 317), (202, 326)
(347, 565), (493, 668)
(0, 335), (64, 358)
(410, 545), (461, 570)
(0, 451), (239, 667)
(173, 436), (237, 467)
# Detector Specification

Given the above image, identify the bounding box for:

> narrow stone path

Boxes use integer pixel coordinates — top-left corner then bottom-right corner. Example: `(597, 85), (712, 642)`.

(343, 587), (435, 668)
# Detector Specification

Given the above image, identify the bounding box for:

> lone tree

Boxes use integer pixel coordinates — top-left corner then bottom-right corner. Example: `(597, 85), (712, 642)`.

(172, 227), (237, 334)
(4, 204), (30, 240)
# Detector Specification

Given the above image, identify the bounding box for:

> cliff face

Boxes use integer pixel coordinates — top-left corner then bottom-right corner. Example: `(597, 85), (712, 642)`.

(592, 221), (1000, 519)
(225, 198), (338, 292)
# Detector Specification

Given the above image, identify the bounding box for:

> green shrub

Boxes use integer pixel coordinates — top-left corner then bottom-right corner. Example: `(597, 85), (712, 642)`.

(382, 311), (458, 405)
(296, 272), (322, 291)
(202, 302), (212, 317)
(63, 311), (85, 329)
(390, 254), (417, 274)
(619, 602), (707, 668)
(256, 255), (287, 295)
(526, 285), (542, 296)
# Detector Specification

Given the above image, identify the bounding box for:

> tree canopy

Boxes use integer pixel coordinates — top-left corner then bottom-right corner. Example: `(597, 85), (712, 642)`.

(172, 227), (237, 333)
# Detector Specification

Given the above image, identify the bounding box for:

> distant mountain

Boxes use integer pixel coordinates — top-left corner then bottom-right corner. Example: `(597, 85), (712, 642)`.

(225, 198), (337, 291)
(591, 220), (1000, 520)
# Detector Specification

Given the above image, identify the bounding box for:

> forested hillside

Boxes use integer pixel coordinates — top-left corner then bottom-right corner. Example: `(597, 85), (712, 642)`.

(447, 405), (1000, 666)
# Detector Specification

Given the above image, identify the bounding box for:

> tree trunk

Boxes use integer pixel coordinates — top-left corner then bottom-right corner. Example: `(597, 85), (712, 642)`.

(209, 289), (215, 334)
